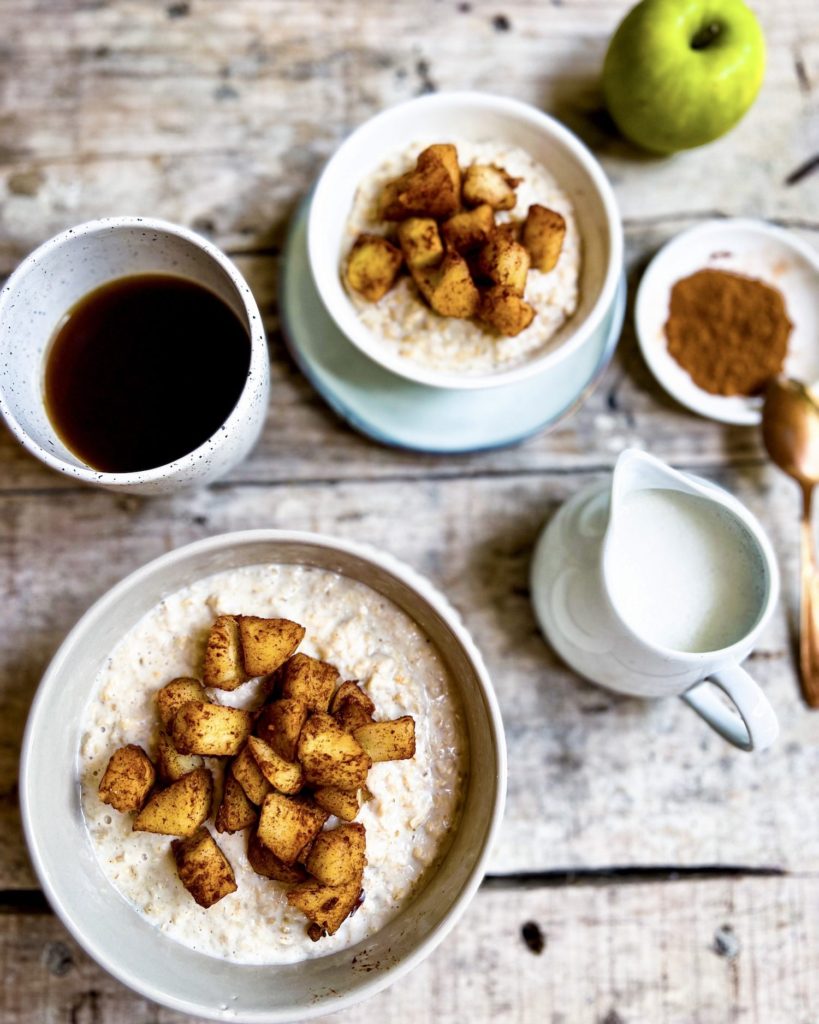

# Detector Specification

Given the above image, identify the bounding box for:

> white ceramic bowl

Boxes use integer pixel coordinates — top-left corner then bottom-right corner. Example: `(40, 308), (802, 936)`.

(0, 218), (269, 494)
(20, 530), (506, 1023)
(308, 91), (623, 390)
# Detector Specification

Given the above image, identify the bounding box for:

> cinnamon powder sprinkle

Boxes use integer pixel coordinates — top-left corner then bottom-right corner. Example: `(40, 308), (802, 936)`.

(664, 269), (792, 397)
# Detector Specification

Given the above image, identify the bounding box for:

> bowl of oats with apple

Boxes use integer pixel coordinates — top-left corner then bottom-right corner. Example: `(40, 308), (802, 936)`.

(308, 91), (623, 390)
(20, 530), (506, 1022)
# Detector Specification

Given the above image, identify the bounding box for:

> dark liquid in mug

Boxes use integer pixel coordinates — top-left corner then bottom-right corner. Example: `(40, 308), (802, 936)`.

(44, 273), (252, 473)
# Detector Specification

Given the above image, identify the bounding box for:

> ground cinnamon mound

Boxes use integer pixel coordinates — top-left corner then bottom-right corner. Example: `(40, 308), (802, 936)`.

(664, 268), (792, 396)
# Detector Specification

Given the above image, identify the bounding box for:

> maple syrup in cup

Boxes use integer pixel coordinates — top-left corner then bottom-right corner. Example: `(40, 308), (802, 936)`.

(0, 217), (269, 494)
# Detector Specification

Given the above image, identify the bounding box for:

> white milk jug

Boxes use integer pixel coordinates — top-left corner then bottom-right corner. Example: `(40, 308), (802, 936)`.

(531, 449), (780, 751)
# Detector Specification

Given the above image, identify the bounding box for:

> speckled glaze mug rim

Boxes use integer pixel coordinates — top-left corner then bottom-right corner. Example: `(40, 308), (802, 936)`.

(0, 216), (268, 487)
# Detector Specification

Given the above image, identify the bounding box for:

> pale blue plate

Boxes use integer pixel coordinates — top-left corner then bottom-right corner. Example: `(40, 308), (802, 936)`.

(281, 201), (626, 454)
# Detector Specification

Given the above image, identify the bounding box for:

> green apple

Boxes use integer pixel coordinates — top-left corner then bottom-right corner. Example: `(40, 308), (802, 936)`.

(602, 0), (766, 154)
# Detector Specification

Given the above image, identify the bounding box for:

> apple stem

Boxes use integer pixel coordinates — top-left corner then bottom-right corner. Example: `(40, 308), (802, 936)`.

(691, 21), (722, 49)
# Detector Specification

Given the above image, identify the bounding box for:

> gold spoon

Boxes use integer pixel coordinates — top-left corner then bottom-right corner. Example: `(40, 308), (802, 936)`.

(761, 377), (819, 707)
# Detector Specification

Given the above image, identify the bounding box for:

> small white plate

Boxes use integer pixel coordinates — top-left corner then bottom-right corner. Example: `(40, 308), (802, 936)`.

(635, 218), (819, 425)
(281, 201), (626, 454)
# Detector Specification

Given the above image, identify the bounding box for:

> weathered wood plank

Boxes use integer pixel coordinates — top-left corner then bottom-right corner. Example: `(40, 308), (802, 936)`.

(3, 466), (819, 887)
(0, 0), (815, 270)
(3, 875), (818, 1023)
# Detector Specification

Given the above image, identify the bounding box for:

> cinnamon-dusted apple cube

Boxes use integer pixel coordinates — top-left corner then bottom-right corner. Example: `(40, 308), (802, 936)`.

(287, 874), (363, 936)
(156, 730), (204, 783)
(441, 204), (495, 254)
(478, 285), (535, 337)
(305, 823), (366, 886)
(313, 786), (361, 822)
(462, 163), (521, 211)
(203, 615), (246, 691)
(333, 697), (374, 735)
(297, 713), (372, 790)
(415, 251), (479, 319)
(425, 143), (461, 197)
(354, 717), (416, 762)
(238, 616), (305, 678)
(172, 827), (237, 909)
(133, 767), (212, 837)
(279, 653), (340, 712)
(494, 220), (521, 245)
(156, 677), (208, 730)
(215, 773), (258, 834)
(255, 698), (309, 762)
(247, 735), (304, 795)
(247, 828), (307, 883)
(257, 792), (329, 865)
(397, 217), (444, 271)
(98, 744), (155, 813)
(380, 144), (460, 221)
(171, 701), (253, 757)
(345, 234), (403, 302)
(231, 743), (272, 805)
(330, 681), (376, 717)
(476, 236), (530, 296)
(522, 204), (566, 272)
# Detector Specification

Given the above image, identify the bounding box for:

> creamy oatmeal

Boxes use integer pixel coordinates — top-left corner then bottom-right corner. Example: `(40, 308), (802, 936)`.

(79, 563), (467, 964)
(344, 137), (581, 374)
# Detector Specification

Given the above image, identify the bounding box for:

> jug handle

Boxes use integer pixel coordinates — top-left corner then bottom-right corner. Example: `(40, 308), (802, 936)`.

(681, 664), (779, 752)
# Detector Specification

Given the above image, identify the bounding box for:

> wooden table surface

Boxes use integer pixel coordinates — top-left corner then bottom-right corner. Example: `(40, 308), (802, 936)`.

(2, 1), (818, 1021)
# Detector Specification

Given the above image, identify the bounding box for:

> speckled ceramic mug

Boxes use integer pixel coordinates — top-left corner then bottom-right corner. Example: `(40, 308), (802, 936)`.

(0, 217), (269, 494)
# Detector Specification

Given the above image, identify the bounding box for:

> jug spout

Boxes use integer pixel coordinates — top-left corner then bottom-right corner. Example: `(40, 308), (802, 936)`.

(609, 448), (704, 516)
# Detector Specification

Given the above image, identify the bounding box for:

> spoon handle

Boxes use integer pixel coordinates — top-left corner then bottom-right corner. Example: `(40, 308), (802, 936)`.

(799, 485), (819, 708)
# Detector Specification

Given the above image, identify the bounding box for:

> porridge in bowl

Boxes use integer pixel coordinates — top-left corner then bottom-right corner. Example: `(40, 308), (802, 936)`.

(342, 138), (581, 375)
(79, 563), (467, 964)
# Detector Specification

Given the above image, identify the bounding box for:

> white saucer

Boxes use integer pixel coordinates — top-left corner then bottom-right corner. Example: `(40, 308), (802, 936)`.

(280, 201), (626, 454)
(635, 218), (819, 426)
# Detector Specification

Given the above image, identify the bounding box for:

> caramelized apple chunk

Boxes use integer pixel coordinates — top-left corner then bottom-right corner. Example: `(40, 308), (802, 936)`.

(172, 827), (237, 908)
(215, 773), (258, 834)
(257, 792), (329, 865)
(354, 717), (416, 762)
(305, 823), (366, 886)
(203, 615), (246, 691)
(345, 234), (403, 302)
(297, 713), (372, 790)
(98, 744), (155, 813)
(380, 144), (460, 220)
(397, 217), (444, 271)
(156, 677), (208, 730)
(237, 616), (305, 678)
(462, 163), (521, 211)
(133, 767), (212, 837)
(171, 701), (253, 757)
(478, 284), (535, 337)
(522, 204), (566, 272)
(278, 653), (339, 712)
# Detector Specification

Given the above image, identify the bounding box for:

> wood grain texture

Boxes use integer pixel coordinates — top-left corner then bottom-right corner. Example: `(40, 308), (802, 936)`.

(3, 875), (819, 1023)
